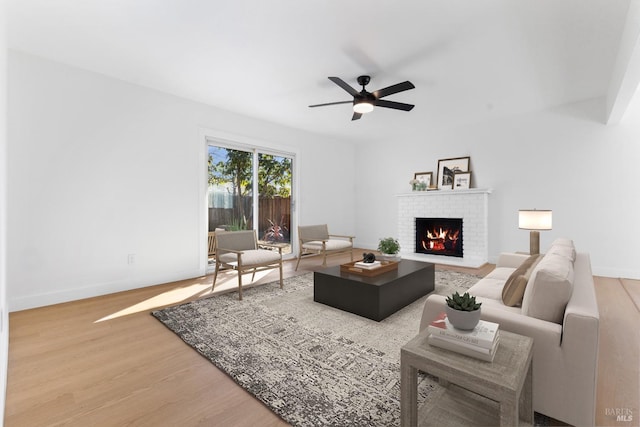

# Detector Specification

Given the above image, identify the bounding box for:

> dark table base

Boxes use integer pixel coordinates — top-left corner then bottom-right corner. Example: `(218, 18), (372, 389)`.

(313, 259), (435, 321)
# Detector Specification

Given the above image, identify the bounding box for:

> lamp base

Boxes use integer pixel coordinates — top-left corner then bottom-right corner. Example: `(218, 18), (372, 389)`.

(529, 230), (540, 255)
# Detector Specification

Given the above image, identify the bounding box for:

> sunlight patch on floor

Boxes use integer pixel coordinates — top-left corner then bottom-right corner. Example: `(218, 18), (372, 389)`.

(94, 269), (275, 322)
(94, 282), (210, 322)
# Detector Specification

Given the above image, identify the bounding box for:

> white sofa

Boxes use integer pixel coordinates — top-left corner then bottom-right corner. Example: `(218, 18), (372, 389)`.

(419, 239), (599, 427)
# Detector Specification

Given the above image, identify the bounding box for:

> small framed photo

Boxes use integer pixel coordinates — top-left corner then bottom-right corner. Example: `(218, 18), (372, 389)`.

(437, 156), (470, 190)
(413, 172), (433, 187)
(453, 171), (471, 190)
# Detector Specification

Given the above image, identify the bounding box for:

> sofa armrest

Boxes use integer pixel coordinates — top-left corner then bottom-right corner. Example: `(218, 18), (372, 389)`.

(496, 252), (530, 269)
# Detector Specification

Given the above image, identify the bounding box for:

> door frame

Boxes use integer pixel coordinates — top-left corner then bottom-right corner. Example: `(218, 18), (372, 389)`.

(198, 128), (299, 274)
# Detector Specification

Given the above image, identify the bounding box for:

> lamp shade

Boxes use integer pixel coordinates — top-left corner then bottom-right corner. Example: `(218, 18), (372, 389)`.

(519, 209), (552, 230)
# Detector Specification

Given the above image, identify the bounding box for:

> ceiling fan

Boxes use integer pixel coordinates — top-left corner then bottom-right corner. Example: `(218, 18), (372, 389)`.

(309, 75), (415, 121)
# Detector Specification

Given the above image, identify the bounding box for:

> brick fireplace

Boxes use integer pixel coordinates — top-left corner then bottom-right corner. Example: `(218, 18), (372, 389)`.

(397, 189), (491, 267)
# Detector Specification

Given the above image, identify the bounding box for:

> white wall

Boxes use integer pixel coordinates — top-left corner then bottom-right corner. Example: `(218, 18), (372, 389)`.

(8, 48), (639, 315)
(1, 0), (9, 422)
(355, 99), (640, 279)
(7, 51), (356, 311)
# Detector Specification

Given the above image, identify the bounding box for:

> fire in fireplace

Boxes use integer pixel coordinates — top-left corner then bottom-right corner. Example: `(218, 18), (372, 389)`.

(415, 217), (463, 258)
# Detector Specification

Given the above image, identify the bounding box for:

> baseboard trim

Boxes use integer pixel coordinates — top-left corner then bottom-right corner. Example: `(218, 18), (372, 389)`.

(9, 269), (203, 312)
(592, 266), (640, 280)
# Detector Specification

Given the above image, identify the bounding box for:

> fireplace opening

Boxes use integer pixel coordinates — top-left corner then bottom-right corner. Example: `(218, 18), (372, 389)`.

(415, 217), (463, 258)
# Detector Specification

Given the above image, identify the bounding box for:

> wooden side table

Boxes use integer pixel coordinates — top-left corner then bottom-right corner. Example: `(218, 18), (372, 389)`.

(401, 329), (533, 426)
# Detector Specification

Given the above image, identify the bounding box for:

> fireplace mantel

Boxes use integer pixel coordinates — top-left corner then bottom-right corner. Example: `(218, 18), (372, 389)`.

(396, 188), (492, 268)
(397, 188), (493, 197)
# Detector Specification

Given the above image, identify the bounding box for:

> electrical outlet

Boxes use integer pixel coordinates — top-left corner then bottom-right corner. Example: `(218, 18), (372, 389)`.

(127, 254), (135, 264)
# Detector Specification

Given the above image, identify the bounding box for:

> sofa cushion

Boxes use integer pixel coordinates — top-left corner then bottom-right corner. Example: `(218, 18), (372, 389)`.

(549, 238), (576, 261)
(467, 277), (507, 301)
(547, 245), (576, 262)
(522, 253), (574, 324)
(502, 254), (542, 307)
(484, 266), (515, 281)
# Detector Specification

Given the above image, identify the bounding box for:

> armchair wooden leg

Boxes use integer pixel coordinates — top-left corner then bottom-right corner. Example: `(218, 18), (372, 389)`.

(322, 252), (327, 266)
(295, 254), (302, 271)
(236, 257), (244, 300)
(350, 249), (354, 262)
(212, 261), (220, 292)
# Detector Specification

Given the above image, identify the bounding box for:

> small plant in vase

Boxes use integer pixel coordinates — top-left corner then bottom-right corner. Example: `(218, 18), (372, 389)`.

(409, 179), (427, 191)
(377, 237), (401, 261)
(445, 291), (482, 330)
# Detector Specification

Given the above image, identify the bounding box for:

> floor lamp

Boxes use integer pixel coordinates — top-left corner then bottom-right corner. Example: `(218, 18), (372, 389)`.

(518, 209), (552, 255)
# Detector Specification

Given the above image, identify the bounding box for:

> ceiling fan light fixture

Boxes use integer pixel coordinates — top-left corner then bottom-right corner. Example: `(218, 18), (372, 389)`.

(309, 75), (414, 120)
(353, 100), (374, 114)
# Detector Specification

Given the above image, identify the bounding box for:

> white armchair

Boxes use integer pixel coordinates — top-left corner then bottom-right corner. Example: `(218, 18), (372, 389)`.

(295, 224), (354, 270)
(212, 230), (283, 300)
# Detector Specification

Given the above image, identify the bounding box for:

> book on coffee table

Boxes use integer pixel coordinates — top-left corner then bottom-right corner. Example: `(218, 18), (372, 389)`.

(353, 261), (382, 269)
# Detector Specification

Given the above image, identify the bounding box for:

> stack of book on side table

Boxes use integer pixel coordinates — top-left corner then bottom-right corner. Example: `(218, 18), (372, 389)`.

(427, 312), (500, 362)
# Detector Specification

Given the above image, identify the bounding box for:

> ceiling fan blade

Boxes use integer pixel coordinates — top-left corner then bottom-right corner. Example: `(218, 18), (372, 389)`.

(328, 77), (360, 97)
(375, 99), (415, 111)
(309, 100), (353, 108)
(351, 112), (362, 121)
(372, 81), (415, 99)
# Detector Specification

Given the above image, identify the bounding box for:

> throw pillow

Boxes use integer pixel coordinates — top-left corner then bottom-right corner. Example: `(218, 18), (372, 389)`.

(502, 254), (542, 307)
(522, 253), (574, 324)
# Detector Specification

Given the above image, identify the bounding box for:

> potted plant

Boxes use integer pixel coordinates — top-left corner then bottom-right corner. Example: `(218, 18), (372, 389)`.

(445, 291), (482, 330)
(261, 215), (288, 242)
(377, 237), (401, 261)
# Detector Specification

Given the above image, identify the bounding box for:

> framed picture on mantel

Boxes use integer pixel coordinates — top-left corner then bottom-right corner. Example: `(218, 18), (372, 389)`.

(437, 156), (470, 190)
(453, 171), (471, 190)
(414, 172), (433, 188)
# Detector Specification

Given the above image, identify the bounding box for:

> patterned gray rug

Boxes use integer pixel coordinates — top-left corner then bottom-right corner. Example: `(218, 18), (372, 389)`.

(152, 270), (482, 426)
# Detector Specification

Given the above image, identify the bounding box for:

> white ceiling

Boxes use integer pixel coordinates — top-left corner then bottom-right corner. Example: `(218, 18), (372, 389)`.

(6, 0), (636, 143)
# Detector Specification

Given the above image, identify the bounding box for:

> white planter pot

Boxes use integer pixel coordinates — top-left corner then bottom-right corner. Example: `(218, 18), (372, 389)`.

(445, 305), (481, 330)
(378, 253), (401, 262)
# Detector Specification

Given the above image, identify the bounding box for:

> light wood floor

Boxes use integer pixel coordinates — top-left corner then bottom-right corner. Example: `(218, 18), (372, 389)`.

(5, 252), (639, 426)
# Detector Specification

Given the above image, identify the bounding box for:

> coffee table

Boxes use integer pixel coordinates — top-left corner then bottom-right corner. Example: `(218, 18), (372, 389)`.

(313, 259), (435, 321)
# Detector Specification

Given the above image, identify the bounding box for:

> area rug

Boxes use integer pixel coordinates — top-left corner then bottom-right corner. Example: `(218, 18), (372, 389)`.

(152, 271), (545, 426)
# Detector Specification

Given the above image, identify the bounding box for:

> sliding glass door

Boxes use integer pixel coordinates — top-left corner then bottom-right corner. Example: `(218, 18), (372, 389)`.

(257, 153), (292, 253)
(208, 145), (254, 231)
(207, 142), (294, 259)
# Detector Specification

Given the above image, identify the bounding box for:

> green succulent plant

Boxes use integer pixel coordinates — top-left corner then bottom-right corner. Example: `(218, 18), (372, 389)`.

(446, 292), (482, 312)
(377, 237), (400, 254)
